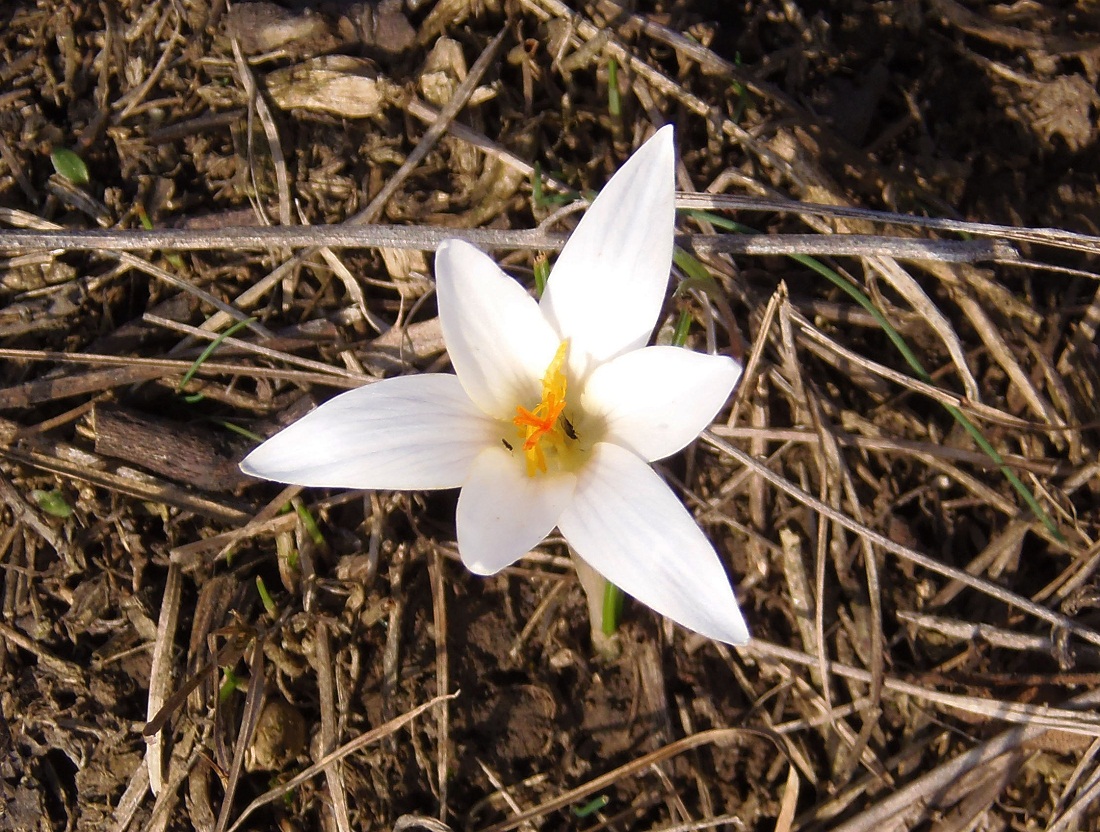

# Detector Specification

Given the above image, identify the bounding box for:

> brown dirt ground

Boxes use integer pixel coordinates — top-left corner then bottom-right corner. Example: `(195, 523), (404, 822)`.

(2, 1), (1100, 831)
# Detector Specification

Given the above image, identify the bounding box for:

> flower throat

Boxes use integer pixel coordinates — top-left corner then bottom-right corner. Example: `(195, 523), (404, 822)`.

(513, 340), (571, 477)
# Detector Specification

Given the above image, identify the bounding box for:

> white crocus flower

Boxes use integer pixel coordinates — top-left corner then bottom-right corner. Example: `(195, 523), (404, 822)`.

(240, 126), (749, 645)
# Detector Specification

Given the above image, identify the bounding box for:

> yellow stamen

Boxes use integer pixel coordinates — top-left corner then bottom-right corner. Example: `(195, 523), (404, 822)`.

(513, 340), (570, 476)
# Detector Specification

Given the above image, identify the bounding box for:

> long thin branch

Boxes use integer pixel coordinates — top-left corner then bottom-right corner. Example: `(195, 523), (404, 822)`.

(678, 192), (1100, 256)
(0, 225), (1007, 262)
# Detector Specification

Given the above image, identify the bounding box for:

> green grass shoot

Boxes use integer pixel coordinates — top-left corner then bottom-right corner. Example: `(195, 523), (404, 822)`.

(210, 419), (264, 443)
(573, 795), (610, 818)
(135, 204), (186, 268)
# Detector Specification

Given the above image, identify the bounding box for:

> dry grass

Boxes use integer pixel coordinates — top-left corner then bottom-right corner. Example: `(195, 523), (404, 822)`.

(2, 1), (1100, 831)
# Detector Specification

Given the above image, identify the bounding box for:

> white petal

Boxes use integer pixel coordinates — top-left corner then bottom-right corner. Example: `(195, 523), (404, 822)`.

(540, 125), (675, 379)
(557, 442), (749, 644)
(456, 445), (576, 575)
(436, 239), (560, 419)
(239, 374), (498, 490)
(583, 346), (742, 461)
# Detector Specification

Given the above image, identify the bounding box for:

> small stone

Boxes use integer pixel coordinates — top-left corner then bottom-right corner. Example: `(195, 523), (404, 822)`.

(245, 698), (307, 772)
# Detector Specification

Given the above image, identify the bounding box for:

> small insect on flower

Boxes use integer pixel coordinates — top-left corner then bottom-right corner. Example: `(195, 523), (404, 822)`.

(240, 126), (749, 645)
(561, 415), (578, 440)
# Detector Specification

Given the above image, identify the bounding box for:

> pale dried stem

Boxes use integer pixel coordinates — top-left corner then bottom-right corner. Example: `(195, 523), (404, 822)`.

(0, 347), (366, 389)
(790, 311), (1034, 430)
(142, 314), (367, 381)
(677, 194), (1100, 257)
(145, 562), (182, 796)
(428, 548), (452, 822)
(824, 684), (1100, 832)
(865, 255), (981, 401)
(742, 638), (1100, 736)
(0, 224), (1010, 261)
(313, 620), (353, 832)
(214, 641), (266, 832)
(230, 36), (292, 228)
(709, 425), (1069, 477)
(702, 432), (1100, 649)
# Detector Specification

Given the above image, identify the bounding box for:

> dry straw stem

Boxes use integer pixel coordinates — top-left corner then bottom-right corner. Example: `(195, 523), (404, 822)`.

(702, 432), (1100, 650)
(678, 192), (1100, 258)
(711, 425), (1070, 478)
(822, 683), (1100, 832)
(214, 640), (268, 832)
(312, 619), (354, 832)
(230, 36), (292, 229)
(742, 638), (1100, 737)
(145, 561), (182, 796)
(428, 549), (454, 823)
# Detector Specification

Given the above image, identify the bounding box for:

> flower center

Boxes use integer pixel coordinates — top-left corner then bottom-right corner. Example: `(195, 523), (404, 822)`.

(512, 340), (571, 477)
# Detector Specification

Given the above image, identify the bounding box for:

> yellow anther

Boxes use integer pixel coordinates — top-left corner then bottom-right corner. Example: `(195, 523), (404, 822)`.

(512, 340), (571, 476)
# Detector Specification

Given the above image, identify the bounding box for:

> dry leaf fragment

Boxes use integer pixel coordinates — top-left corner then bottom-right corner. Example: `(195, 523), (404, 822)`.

(266, 56), (394, 118)
(380, 247), (433, 299)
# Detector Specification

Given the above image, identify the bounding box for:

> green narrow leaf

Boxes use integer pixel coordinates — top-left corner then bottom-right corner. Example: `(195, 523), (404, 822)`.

(256, 575), (277, 615)
(211, 419), (264, 443)
(533, 254), (550, 298)
(177, 317), (256, 392)
(601, 582), (624, 637)
(294, 501), (326, 547)
(219, 666), (245, 702)
(607, 57), (621, 118)
(530, 162), (580, 209)
(31, 489), (72, 518)
(573, 796), (610, 818)
(50, 147), (89, 185)
(673, 246), (717, 285)
(531, 162), (545, 209)
(730, 52), (750, 123)
(135, 204), (186, 268)
(686, 209), (1061, 540)
(672, 309), (693, 347)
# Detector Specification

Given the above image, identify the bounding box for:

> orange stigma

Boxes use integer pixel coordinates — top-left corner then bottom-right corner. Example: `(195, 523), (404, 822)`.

(513, 340), (570, 476)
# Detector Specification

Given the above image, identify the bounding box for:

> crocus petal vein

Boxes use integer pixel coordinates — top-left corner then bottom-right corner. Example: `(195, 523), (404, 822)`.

(583, 346), (742, 462)
(240, 374), (497, 490)
(540, 125), (676, 380)
(557, 442), (750, 645)
(456, 445), (577, 575)
(436, 239), (561, 420)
